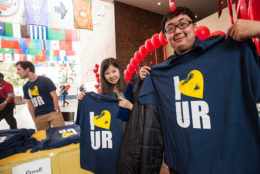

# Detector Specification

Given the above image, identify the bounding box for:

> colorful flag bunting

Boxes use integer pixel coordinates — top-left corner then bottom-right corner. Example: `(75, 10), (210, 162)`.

(5, 23), (13, 37)
(21, 25), (29, 38)
(59, 40), (72, 50)
(1, 40), (20, 49)
(0, 48), (14, 54)
(28, 25), (47, 40)
(28, 49), (42, 55)
(48, 27), (65, 40)
(13, 23), (21, 38)
(0, 23), (5, 36)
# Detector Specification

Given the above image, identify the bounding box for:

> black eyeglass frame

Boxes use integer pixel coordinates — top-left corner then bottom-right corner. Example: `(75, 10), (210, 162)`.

(164, 20), (193, 34)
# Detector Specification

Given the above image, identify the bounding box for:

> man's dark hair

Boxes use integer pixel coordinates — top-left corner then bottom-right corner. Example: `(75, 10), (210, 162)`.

(161, 7), (196, 33)
(15, 61), (35, 73)
(0, 73), (4, 78)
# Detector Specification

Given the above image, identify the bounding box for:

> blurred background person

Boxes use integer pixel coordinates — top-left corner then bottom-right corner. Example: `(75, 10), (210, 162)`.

(0, 73), (17, 129)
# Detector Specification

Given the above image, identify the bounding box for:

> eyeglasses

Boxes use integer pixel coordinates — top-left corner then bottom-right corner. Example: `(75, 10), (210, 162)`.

(164, 19), (193, 34)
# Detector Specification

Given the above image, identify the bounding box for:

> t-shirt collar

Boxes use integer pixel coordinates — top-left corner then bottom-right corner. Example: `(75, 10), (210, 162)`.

(172, 36), (206, 59)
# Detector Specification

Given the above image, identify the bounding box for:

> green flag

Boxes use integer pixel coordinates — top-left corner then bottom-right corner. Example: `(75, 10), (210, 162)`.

(0, 48), (14, 54)
(5, 23), (13, 37)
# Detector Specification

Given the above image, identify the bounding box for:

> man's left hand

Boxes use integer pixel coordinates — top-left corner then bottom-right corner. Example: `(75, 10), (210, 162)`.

(0, 103), (6, 111)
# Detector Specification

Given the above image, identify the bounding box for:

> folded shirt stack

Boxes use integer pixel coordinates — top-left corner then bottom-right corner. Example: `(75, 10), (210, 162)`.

(31, 124), (80, 152)
(0, 129), (38, 159)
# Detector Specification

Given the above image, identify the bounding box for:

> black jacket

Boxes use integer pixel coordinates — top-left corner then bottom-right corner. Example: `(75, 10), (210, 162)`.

(117, 76), (164, 174)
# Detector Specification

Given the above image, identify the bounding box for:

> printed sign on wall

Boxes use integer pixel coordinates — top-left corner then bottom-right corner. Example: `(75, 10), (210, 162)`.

(12, 158), (52, 174)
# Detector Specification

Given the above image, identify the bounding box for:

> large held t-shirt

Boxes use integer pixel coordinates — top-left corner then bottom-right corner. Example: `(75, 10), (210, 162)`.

(139, 37), (260, 174)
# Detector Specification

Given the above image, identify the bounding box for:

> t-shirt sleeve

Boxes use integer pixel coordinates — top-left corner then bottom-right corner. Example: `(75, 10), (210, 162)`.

(117, 83), (132, 121)
(5, 82), (14, 94)
(138, 75), (158, 107)
(44, 77), (56, 92)
(23, 84), (30, 99)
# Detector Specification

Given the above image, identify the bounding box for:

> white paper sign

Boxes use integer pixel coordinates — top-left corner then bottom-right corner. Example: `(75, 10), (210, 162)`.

(12, 158), (52, 174)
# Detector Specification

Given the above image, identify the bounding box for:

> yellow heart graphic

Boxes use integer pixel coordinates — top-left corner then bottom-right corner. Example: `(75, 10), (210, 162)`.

(30, 86), (39, 96)
(178, 70), (204, 99)
(62, 132), (75, 138)
(93, 110), (111, 130)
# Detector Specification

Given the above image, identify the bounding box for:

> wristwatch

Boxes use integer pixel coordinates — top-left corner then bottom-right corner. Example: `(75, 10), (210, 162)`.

(3, 101), (7, 105)
(55, 109), (60, 112)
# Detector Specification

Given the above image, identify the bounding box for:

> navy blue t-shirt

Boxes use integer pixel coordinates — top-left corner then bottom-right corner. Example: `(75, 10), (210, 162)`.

(23, 76), (56, 116)
(77, 92), (122, 174)
(31, 124), (80, 152)
(139, 37), (260, 174)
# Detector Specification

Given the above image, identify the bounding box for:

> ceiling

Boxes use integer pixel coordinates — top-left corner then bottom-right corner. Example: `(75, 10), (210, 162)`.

(114, 0), (235, 21)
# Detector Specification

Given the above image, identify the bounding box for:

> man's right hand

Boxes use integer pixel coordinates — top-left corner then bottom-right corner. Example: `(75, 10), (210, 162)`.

(139, 66), (151, 80)
(77, 92), (85, 100)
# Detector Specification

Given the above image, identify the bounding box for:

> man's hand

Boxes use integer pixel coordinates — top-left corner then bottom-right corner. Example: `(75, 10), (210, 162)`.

(226, 19), (260, 41)
(0, 102), (7, 111)
(77, 92), (85, 100)
(139, 66), (151, 80)
(118, 96), (133, 110)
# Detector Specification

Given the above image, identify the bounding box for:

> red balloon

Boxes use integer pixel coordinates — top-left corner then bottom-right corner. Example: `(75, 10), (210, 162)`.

(169, 1), (176, 12)
(145, 39), (154, 53)
(195, 26), (211, 40)
(65, 84), (70, 91)
(130, 57), (138, 68)
(139, 45), (148, 58)
(95, 73), (99, 78)
(124, 69), (132, 82)
(94, 84), (99, 89)
(93, 68), (98, 74)
(134, 51), (143, 63)
(95, 64), (99, 69)
(127, 63), (136, 73)
(159, 31), (168, 46)
(151, 33), (162, 49)
(210, 31), (226, 36)
(97, 78), (100, 83)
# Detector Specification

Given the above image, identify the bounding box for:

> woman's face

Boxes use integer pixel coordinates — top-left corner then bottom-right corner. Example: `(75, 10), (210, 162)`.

(104, 65), (120, 85)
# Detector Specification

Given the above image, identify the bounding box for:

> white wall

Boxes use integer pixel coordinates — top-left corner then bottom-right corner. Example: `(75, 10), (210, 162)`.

(196, 4), (236, 34)
(79, 0), (116, 85)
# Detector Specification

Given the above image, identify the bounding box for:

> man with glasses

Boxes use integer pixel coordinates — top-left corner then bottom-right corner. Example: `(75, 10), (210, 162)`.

(138, 7), (260, 174)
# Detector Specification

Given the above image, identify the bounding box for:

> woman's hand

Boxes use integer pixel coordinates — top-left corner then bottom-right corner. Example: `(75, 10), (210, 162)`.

(77, 92), (85, 100)
(139, 66), (151, 80)
(118, 96), (133, 110)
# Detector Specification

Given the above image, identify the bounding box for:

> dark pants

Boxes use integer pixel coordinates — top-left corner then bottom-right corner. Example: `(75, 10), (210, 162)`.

(0, 102), (17, 129)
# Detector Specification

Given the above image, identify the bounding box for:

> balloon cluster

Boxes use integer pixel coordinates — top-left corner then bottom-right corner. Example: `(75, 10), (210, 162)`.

(195, 26), (226, 40)
(93, 64), (101, 93)
(124, 32), (168, 83)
